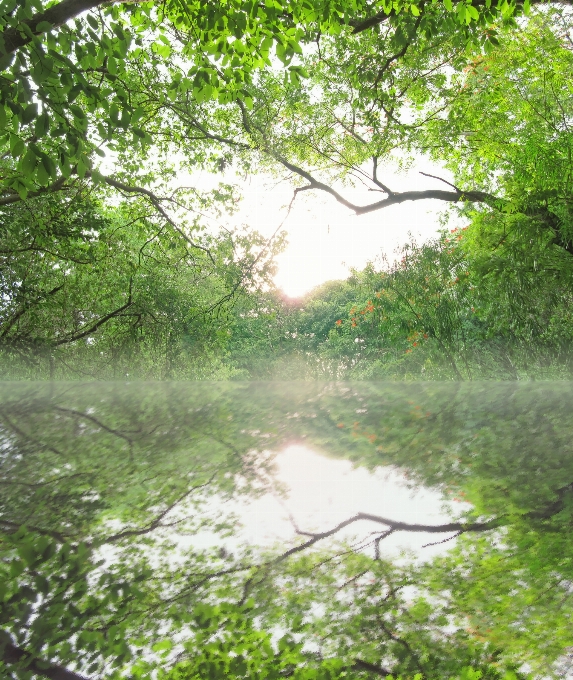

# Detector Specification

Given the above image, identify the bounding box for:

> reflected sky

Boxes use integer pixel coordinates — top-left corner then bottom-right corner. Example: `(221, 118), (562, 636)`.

(1, 381), (571, 559)
(236, 444), (454, 558)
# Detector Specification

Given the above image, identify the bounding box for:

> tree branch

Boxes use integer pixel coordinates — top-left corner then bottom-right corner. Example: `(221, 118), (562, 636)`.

(0, 177), (68, 206)
(100, 474), (217, 545)
(0, 0), (133, 57)
(347, 0), (559, 35)
(372, 157), (394, 195)
(236, 101), (496, 214)
(352, 658), (392, 677)
(1, 637), (90, 680)
(280, 481), (573, 559)
(0, 519), (69, 543)
(99, 174), (217, 264)
(53, 298), (132, 346)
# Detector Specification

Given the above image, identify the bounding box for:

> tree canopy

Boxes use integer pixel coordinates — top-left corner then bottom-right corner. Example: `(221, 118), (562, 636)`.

(3, 2), (573, 679)
(0, 0), (572, 377)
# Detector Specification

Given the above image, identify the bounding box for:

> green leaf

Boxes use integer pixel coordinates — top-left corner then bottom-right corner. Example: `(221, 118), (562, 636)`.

(21, 149), (37, 175)
(35, 161), (50, 184)
(10, 136), (25, 158)
(76, 154), (90, 178)
(21, 104), (38, 125)
(34, 113), (50, 138)
(41, 154), (57, 179)
(152, 639), (173, 652)
(467, 5), (480, 20)
(35, 20), (53, 32)
(10, 559), (25, 578)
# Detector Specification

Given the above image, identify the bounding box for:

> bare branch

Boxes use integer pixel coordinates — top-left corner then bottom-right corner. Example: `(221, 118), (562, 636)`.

(422, 531), (463, 548)
(372, 157), (394, 195)
(374, 529), (394, 559)
(419, 171), (461, 192)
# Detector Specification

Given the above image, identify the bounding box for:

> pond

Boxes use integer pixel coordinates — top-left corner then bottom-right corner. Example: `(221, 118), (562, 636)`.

(1, 382), (573, 679)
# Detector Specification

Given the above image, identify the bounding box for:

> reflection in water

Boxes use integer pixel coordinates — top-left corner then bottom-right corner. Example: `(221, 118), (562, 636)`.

(2, 381), (571, 545)
(1, 382), (573, 680)
(237, 445), (452, 557)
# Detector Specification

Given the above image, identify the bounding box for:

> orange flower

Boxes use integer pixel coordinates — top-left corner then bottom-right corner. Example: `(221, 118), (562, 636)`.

(337, 423), (344, 428)
(335, 319), (342, 326)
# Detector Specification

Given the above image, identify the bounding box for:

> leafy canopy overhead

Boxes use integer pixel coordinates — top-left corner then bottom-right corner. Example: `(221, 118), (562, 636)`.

(0, 0), (550, 201)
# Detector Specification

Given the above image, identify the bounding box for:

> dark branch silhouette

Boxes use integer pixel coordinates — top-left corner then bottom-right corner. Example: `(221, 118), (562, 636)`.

(0, 0), (124, 57)
(1, 637), (90, 680)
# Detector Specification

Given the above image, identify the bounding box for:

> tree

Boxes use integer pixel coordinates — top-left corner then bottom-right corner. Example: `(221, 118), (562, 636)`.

(324, 231), (573, 380)
(0, 180), (282, 377)
(169, 4), (573, 275)
(2, 381), (573, 679)
(0, 0), (558, 205)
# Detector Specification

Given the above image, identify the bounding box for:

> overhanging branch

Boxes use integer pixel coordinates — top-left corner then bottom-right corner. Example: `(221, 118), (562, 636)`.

(236, 99), (497, 214)
(1, 637), (90, 680)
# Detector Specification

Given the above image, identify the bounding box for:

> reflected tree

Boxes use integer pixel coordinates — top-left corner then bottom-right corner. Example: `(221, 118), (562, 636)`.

(2, 382), (573, 678)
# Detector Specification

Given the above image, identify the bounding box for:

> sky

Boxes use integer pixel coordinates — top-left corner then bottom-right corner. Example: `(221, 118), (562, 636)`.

(182, 443), (465, 562)
(216, 161), (461, 298)
(101, 147), (459, 299)
(236, 443), (464, 560)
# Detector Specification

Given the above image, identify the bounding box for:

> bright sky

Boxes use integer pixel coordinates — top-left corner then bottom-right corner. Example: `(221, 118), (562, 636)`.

(102, 150), (459, 298)
(236, 443), (462, 560)
(217, 162), (461, 298)
(181, 443), (463, 561)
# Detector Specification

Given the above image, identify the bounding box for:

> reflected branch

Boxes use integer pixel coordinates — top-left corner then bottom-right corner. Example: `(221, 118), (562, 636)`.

(100, 474), (217, 545)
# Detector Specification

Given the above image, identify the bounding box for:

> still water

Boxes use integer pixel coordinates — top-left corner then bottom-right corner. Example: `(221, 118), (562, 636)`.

(2, 381), (573, 679)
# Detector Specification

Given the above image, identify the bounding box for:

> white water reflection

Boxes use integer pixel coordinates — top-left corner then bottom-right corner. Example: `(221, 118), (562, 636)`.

(233, 444), (462, 559)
